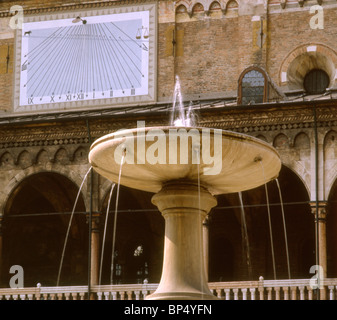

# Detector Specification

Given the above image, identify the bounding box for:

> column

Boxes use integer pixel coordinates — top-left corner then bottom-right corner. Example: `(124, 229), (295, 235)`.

(310, 201), (328, 300)
(0, 214), (2, 285)
(90, 213), (100, 286)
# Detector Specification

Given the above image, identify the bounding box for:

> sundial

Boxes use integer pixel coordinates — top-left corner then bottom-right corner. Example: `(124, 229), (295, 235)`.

(13, 4), (156, 113)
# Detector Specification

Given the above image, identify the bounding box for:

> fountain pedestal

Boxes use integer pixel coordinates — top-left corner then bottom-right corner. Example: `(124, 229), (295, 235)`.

(147, 181), (217, 300)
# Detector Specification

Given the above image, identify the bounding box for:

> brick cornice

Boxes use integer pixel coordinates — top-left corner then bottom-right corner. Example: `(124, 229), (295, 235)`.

(0, 0), (156, 17)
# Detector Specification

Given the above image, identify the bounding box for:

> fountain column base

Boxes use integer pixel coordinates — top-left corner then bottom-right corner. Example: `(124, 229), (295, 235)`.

(146, 181), (218, 300)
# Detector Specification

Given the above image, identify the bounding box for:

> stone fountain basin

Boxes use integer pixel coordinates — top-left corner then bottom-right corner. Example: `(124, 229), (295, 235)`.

(88, 126), (281, 194)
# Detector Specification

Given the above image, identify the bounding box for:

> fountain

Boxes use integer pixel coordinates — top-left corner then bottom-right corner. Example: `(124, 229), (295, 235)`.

(88, 79), (282, 300)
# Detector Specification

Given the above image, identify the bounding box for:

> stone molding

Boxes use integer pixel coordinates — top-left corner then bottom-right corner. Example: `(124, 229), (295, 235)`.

(0, 0), (154, 17)
(0, 104), (337, 148)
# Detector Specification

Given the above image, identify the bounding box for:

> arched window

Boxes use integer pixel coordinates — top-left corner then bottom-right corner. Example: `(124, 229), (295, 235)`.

(238, 67), (267, 105)
(303, 69), (330, 95)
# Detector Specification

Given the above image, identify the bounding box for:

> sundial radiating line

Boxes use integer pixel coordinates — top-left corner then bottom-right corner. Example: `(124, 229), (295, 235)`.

(104, 23), (136, 89)
(26, 27), (67, 88)
(59, 26), (83, 97)
(102, 23), (143, 85)
(94, 24), (111, 93)
(94, 27), (115, 91)
(49, 27), (77, 96)
(96, 23), (126, 91)
(45, 26), (78, 97)
(28, 27), (77, 97)
(95, 23), (124, 91)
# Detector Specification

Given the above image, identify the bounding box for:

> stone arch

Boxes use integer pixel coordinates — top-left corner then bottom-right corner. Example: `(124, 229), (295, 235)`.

(280, 162), (311, 200)
(35, 149), (50, 164)
(1, 171), (88, 286)
(279, 43), (337, 89)
(53, 147), (69, 164)
(209, 0), (222, 12)
(324, 129), (337, 160)
(293, 132), (311, 161)
(192, 2), (205, 15)
(73, 146), (88, 163)
(175, 1), (191, 14)
(0, 165), (91, 215)
(0, 151), (14, 167)
(17, 150), (32, 167)
(324, 130), (337, 198)
(294, 132), (310, 148)
(176, 3), (188, 14)
(326, 174), (337, 277)
(99, 178), (116, 212)
(238, 66), (268, 105)
(273, 133), (290, 149)
(211, 165), (312, 280)
(225, 0), (238, 17)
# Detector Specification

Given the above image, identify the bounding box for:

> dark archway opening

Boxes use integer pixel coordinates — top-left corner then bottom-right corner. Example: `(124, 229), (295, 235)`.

(1, 172), (87, 287)
(99, 185), (164, 285)
(208, 166), (314, 282)
(327, 180), (337, 278)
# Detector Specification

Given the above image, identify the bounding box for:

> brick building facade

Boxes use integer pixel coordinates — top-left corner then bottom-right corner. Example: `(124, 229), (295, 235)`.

(0, 0), (337, 292)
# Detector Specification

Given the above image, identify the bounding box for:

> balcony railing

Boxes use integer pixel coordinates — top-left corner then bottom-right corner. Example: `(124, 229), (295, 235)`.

(1, 277), (337, 300)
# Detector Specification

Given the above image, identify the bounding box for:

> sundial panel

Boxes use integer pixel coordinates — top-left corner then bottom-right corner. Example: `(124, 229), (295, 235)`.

(14, 4), (156, 113)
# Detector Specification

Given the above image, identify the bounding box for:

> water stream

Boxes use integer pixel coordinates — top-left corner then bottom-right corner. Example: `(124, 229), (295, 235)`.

(275, 178), (291, 279)
(99, 182), (116, 286)
(56, 166), (92, 286)
(238, 191), (253, 280)
(170, 75), (186, 126)
(110, 150), (126, 285)
(258, 160), (277, 280)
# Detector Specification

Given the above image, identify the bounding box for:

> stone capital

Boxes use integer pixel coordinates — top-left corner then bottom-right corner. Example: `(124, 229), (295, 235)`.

(86, 212), (101, 230)
(309, 201), (328, 221)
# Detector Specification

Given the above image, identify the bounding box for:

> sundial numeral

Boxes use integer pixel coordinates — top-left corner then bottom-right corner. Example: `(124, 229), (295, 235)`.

(131, 88), (135, 95)
(66, 94), (72, 101)
(110, 90), (113, 97)
(50, 95), (55, 103)
(28, 97), (34, 104)
(77, 93), (84, 100)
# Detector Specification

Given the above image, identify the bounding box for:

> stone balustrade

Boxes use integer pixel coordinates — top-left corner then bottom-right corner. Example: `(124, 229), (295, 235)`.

(1, 278), (337, 300)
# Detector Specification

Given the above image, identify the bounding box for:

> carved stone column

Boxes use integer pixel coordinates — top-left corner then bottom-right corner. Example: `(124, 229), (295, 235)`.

(310, 201), (328, 299)
(92, 213), (101, 286)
